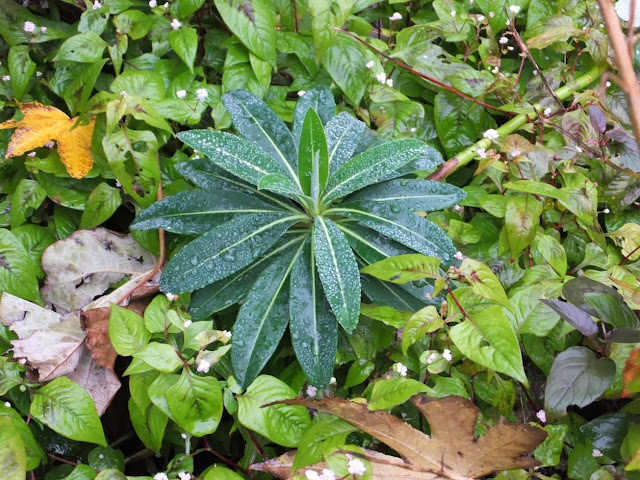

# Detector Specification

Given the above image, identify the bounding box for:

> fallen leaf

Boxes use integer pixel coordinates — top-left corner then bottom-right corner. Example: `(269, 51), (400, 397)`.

(41, 228), (156, 313)
(623, 348), (640, 398)
(0, 292), (120, 415)
(0, 102), (96, 179)
(268, 395), (546, 480)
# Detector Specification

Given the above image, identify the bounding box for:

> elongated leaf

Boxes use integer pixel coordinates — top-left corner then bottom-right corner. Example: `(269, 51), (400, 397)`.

(0, 417), (26, 480)
(292, 416), (358, 472)
(166, 370), (223, 436)
(313, 217), (361, 333)
(325, 112), (366, 174)
(292, 86), (336, 143)
(131, 189), (286, 234)
(232, 242), (305, 388)
(322, 139), (430, 202)
(540, 300), (598, 337)
(161, 213), (303, 294)
(332, 207), (457, 265)
(30, 377), (107, 446)
(258, 174), (310, 199)
(505, 195), (543, 259)
(342, 224), (439, 305)
(176, 158), (296, 212)
(223, 90), (298, 180)
(450, 305), (528, 386)
(290, 237), (338, 387)
(189, 235), (306, 320)
(545, 346), (616, 418)
(369, 378), (430, 410)
(177, 130), (297, 190)
(402, 306), (444, 354)
(343, 179), (466, 212)
(298, 108), (329, 200)
(360, 254), (441, 284)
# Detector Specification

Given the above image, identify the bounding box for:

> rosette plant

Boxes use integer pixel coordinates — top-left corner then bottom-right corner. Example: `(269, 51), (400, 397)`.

(131, 87), (465, 388)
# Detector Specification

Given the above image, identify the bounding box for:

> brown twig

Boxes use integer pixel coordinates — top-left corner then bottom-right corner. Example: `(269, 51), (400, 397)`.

(598, 0), (640, 149)
(332, 27), (514, 116)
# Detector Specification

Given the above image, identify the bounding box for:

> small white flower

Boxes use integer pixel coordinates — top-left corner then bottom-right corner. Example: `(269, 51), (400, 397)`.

(220, 330), (232, 341)
(306, 385), (318, 397)
(533, 70), (538, 75)
(297, 90), (306, 96)
(506, 18), (511, 25)
(443, 348), (453, 361)
(171, 18), (182, 29)
(197, 359), (211, 373)
(592, 449), (603, 458)
(178, 472), (191, 480)
(450, 10), (456, 17)
(183, 320), (192, 328)
(36, 71), (42, 77)
(410, 127), (417, 133)
(40, 26), (47, 32)
(394, 362), (408, 376)
(163, 1), (169, 7)
(27, 151), (36, 157)
(576, 146), (583, 153)
(599, 23), (604, 28)
(23, 21), (36, 33)
(365, 60), (375, 69)
(603, 208), (610, 214)
(483, 129), (499, 141)
(330, 376), (337, 385)
(22, 0), (29, 6)
(499, 36), (508, 44)
(320, 469), (336, 480)
(176, 89), (187, 99)
(18, 358), (26, 365)
(605, 81), (611, 88)
(115, 180), (122, 188)
(582, 26), (587, 31)
(389, 12), (402, 21)
(454, 251), (464, 261)
(577, 269), (584, 276)
(476, 147), (487, 159)
(507, 45), (514, 50)
(3, 402), (10, 407)
(348, 458), (367, 476)
(489, 11), (495, 17)
(511, 149), (521, 157)
(149, 0), (157, 6)
(454, 205), (463, 211)
(153, 474), (169, 480)
(98, 454), (104, 459)
(196, 88), (208, 101)
(45, 141), (54, 148)
(469, 0), (474, 3)
(92, 0), (101, 9)
(180, 433), (188, 439)
(544, 107), (552, 116)
(375, 72), (387, 84)
(492, 66), (499, 74)
(386, 78), (394, 87)
(2, 75), (10, 82)
(509, 5), (520, 14)
(536, 410), (546, 423)
(305, 471), (321, 480)
(120, 91), (128, 97)
(426, 353), (437, 364)
(477, 15), (485, 21)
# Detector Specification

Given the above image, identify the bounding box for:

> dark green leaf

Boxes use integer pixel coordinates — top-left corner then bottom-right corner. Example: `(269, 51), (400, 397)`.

(321, 35), (368, 106)
(79, 183), (122, 230)
(160, 212), (302, 294)
(583, 292), (639, 328)
(8, 46), (35, 101)
(292, 86), (335, 143)
(232, 241), (305, 388)
(313, 217), (361, 333)
(325, 112), (366, 174)
(562, 277), (625, 317)
(289, 237), (338, 388)
(298, 108), (329, 200)
(580, 413), (632, 461)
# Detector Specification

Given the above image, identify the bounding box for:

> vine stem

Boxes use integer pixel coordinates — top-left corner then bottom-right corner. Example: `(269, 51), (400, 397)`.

(428, 66), (603, 181)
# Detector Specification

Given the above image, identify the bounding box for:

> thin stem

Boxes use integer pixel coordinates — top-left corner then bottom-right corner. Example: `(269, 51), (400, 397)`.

(332, 27), (512, 116)
(46, 453), (78, 466)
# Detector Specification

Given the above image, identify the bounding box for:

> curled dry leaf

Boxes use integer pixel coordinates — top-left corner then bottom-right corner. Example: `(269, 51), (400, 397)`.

(0, 102), (96, 179)
(0, 293), (120, 415)
(41, 228), (156, 313)
(264, 395), (546, 480)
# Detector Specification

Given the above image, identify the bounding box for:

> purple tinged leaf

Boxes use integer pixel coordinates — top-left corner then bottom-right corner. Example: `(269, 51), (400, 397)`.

(540, 299), (598, 338)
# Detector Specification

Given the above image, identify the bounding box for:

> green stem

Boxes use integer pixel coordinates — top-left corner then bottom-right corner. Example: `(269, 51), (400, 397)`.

(428, 66), (604, 180)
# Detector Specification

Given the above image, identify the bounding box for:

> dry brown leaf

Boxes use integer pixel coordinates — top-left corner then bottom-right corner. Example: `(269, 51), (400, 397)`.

(0, 102), (96, 178)
(271, 395), (546, 480)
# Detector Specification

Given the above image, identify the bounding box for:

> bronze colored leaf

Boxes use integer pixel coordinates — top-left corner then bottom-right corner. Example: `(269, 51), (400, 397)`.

(271, 395), (546, 480)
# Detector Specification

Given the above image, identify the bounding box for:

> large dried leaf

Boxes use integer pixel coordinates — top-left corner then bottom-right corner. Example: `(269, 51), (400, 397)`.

(41, 228), (156, 313)
(0, 102), (96, 179)
(0, 293), (120, 415)
(273, 395), (546, 480)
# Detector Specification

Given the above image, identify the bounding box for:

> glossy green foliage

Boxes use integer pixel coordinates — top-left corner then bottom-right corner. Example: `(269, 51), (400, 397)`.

(132, 88), (463, 388)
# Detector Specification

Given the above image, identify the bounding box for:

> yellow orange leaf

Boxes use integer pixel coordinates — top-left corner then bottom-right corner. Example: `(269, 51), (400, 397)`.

(0, 102), (96, 179)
